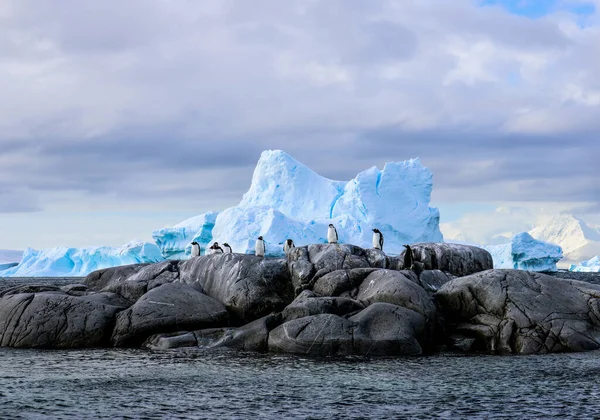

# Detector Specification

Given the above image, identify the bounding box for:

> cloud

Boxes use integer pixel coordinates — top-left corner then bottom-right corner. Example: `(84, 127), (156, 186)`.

(0, 0), (598, 219)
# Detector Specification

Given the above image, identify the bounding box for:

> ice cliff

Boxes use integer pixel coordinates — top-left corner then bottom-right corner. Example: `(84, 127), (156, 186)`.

(484, 232), (563, 272)
(0, 241), (163, 277)
(152, 150), (443, 257)
(569, 256), (600, 273)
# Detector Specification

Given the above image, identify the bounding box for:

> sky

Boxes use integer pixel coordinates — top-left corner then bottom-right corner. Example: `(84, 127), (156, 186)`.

(0, 0), (599, 250)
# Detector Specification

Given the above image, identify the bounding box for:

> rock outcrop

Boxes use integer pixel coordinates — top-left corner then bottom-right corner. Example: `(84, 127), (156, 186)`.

(436, 269), (600, 354)
(0, 291), (120, 348)
(178, 253), (294, 322)
(112, 283), (229, 347)
(4, 242), (597, 358)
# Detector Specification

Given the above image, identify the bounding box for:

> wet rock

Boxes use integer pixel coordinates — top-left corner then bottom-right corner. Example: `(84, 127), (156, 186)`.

(112, 283), (229, 347)
(0, 292), (119, 348)
(436, 269), (600, 354)
(350, 303), (428, 356)
(268, 314), (356, 356)
(178, 254), (293, 323)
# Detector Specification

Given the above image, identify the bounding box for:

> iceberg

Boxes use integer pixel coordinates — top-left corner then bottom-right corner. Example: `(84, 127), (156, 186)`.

(152, 150), (443, 257)
(152, 212), (219, 259)
(569, 256), (600, 273)
(0, 241), (164, 277)
(484, 232), (563, 272)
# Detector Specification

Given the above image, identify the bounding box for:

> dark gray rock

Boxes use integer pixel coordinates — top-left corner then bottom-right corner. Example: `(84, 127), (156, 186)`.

(83, 260), (180, 302)
(419, 270), (454, 292)
(79, 292), (132, 309)
(436, 269), (600, 354)
(268, 314), (356, 356)
(195, 314), (283, 352)
(112, 283), (229, 347)
(0, 284), (63, 298)
(312, 268), (378, 297)
(350, 303), (428, 356)
(282, 292), (364, 322)
(357, 270), (436, 321)
(178, 254), (293, 323)
(288, 244), (399, 293)
(401, 243), (493, 277)
(0, 292), (120, 348)
(60, 284), (89, 296)
(145, 331), (198, 350)
(268, 303), (430, 356)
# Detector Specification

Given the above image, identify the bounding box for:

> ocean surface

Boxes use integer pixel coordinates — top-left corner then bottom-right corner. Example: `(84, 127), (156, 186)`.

(1, 273), (600, 419)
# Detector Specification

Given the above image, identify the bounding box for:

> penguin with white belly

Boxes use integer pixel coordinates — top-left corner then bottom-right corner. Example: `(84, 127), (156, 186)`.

(283, 239), (295, 254)
(255, 236), (265, 257)
(372, 228), (384, 251)
(327, 224), (338, 244)
(190, 241), (201, 257)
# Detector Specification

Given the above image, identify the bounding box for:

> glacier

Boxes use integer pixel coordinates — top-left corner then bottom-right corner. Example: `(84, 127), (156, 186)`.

(152, 150), (443, 257)
(569, 256), (600, 273)
(0, 241), (164, 277)
(484, 232), (563, 272)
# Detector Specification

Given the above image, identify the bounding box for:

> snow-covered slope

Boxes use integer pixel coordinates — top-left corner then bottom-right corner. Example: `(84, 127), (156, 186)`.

(570, 256), (600, 273)
(0, 241), (163, 277)
(484, 232), (563, 272)
(528, 214), (600, 265)
(153, 150), (443, 257)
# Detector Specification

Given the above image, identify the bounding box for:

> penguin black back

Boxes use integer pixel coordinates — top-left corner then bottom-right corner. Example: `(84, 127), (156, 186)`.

(403, 244), (414, 269)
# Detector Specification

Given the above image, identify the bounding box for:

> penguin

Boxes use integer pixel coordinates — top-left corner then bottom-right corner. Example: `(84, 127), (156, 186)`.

(327, 224), (338, 244)
(372, 228), (384, 250)
(403, 244), (414, 269)
(403, 244), (424, 277)
(283, 239), (295, 254)
(222, 243), (233, 254)
(255, 236), (265, 257)
(190, 241), (201, 258)
(209, 242), (224, 254)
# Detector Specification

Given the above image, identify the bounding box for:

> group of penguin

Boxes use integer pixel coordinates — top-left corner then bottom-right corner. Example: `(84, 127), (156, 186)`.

(189, 224), (392, 258)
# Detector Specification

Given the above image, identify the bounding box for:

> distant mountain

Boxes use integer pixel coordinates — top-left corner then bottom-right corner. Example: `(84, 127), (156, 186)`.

(528, 214), (600, 265)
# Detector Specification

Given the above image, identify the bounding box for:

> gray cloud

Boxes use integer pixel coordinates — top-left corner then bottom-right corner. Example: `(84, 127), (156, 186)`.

(0, 0), (598, 217)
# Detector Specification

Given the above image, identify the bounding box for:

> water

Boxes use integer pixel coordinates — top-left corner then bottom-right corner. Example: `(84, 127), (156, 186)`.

(2, 274), (600, 419)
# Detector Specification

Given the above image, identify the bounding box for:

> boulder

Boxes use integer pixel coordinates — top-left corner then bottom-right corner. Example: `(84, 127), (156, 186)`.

(195, 314), (283, 352)
(0, 292), (119, 348)
(356, 270), (436, 321)
(312, 268), (378, 297)
(402, 243), (493, 277)
(350, 303), (428, 356)
(84, 260), (181, 302)
(144, 313), (284, 352)
(268, 314), (356, 356)
(268, 303), (431, 356)
(0, 284), (63, 298)
(178, 254), (293, 322)
(282, 292), (364, 322)
(436, 269), (600, 354)
(418, 270), (454, 292)
(112, 283), (229, 347)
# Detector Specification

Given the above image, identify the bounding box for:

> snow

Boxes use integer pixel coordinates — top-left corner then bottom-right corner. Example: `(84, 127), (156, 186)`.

(153, 150), (443, 257)
(569, 256), (600, 273)
(152, 211), (218, 259)
(484, 232), (563, 272)
(0, 241), (164, 277)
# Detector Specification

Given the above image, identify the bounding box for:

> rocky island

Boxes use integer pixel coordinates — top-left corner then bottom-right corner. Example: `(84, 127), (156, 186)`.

(2, 241), (599, 356)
